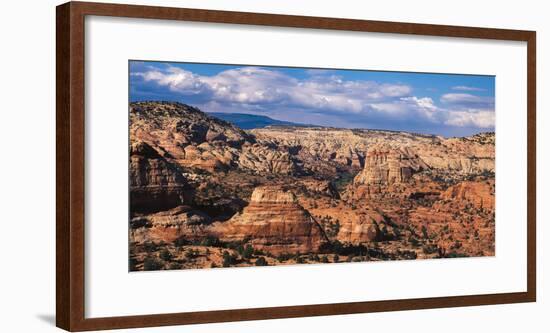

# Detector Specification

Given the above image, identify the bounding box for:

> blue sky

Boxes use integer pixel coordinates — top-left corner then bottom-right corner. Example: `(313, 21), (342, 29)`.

(130, 60), (495, 137)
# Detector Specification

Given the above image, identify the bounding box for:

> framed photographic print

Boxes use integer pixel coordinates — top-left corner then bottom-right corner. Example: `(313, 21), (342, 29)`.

(56, 1), (536, 331)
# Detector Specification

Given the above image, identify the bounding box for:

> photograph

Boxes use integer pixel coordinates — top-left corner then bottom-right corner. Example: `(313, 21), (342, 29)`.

(1, 0), (543, 331)
(128, 61), (496, 271)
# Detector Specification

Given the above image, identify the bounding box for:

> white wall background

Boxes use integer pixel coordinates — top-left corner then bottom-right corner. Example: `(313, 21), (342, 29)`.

(0, 0), (546, 332)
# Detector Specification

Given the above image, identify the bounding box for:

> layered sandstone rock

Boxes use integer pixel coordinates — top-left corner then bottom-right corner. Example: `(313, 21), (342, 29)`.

(213, 186), (328, 254)
(130, 101), (251, 172)
(130, 102), (494, 179)
(421, 133), (495, 173)
(130, 101), (252, 147)
(130, 205), (211, 243)
(442, 181), (495, 209)
(251, 127), (369, 170)
(238, 143), (301, 175)
(354, 147), (428, 185)
(251, 127), (494, 175)
(128, 101), (496, 268)
(301, 179), (339, 199)
(130, 141), (192, 213)
(335, 210), (386, 243)
(130, 102), (302, 175)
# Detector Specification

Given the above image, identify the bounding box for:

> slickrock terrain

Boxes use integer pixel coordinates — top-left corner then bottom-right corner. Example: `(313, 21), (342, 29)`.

(250, 127), (495, 175)
(129, 101), (495, 271)
(130, 102), (300, 175)
(130, 205), (211, 243)
(211, 186), (328, 254)
(442, 181), (495, 210)
(353, 146), (429, 185)
(130, 141), (192, 213)
(239, 144), (301, 175)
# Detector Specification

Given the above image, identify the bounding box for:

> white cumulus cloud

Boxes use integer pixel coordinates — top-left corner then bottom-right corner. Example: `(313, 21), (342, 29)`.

(135, 66), (413, 114)
(132, 65), (495, 131)
(445, 110), (495, 128)
(440, 93), (493, 106)
(452, 85), (486, 92)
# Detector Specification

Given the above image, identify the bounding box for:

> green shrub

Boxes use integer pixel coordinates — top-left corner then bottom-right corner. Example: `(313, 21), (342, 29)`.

(185, 249), (199, 260)
(445, 252), (469, 258)
(129, 258), (138, 271)
(159, 249), (172, 261)
(421, 225), (429, 239)
(143, 242), (157, 253)
(222, 251), (238, 267)
(422, 244), (438, 254)
(236, 244), (245, 256)
(201, 236), (221, 247)
(173, 237), (189, 247)
(143, 257), (163, 271)
(408, 236), (420, 246)
(169, 262), (182, 270)
(277, 253), (293, 262)
(243, 244), (254, 259)
(255, 257), (268, 266)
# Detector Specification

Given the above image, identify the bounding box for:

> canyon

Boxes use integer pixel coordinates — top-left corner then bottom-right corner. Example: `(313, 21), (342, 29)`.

(129, 101), (495, 271)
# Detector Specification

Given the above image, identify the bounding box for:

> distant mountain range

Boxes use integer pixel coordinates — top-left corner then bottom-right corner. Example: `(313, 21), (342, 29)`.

(129, 101), (496, 271)
(208, 112), (311, 130)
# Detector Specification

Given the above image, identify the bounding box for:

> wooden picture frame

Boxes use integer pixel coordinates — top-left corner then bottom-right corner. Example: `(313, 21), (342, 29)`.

(56, 1), (536, 331)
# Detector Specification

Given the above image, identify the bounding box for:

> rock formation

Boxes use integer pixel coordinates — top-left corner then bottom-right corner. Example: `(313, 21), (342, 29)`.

(130, 205), (212, 243)
(238, 143), (301, 175)
(212, 186), (329, 254)
(442, 181), (495, 209)
(128, 101), (496, 270)
(354, 146), (428, 185)
(251, 127), (494, 175)
(130, 101), (494, 180)
(130, 101), (302, 175)
(301, 179), (340, 199)
(130, 101), (252, 147)
(130, 102), (251, 172)
(130, 141), (192, 213)
(335, 210), (386, 243)
(251, 127), (369, 173)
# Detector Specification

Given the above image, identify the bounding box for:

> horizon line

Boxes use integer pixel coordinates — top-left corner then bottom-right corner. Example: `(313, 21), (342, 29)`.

(129, 100), (495, 139)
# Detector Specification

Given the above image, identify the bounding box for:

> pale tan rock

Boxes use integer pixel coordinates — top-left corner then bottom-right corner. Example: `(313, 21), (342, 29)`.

(301, 179), (339, 198)
(130, 101), (252, 172)
(238, 143), (300, 175)
(336, 210), (385, 243)
(251, 127), (494, 175)
(354, 146), (428, 185)
(130, 205), (211, 243)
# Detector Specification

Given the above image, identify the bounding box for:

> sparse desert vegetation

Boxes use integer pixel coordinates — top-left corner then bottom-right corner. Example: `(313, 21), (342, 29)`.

(129, 101), (495, 271)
